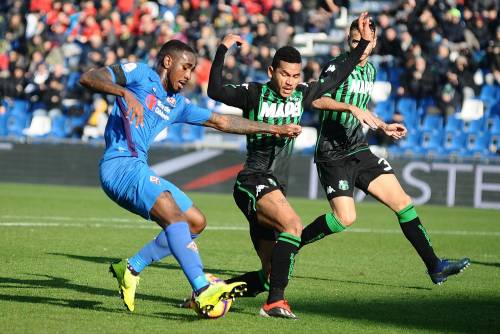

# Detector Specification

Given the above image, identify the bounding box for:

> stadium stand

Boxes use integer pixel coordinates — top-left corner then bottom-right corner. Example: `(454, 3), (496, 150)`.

(0, 0), (498, 160)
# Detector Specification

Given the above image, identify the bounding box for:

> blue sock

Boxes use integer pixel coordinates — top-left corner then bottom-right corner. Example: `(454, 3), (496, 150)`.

(165, 222), (208, 292)
(128, 230), (171, 273)
(128, 232), (200, 274)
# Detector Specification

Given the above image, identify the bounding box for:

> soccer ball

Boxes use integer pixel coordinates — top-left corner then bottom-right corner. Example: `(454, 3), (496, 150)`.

(185, 273), (233, 319)
(199, 296), (233, 319)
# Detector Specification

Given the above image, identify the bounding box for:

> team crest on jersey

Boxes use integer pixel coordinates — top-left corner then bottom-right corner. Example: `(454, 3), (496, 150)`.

(167, 96), (176, 107)
(149, 175), (160, 185)
(338, 180), (349, 191)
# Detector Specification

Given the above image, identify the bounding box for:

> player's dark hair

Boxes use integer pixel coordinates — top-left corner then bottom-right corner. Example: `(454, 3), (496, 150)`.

(156, 40), (196, 68)
(349, 18), (376, 34)
(271, 46), (302, 69)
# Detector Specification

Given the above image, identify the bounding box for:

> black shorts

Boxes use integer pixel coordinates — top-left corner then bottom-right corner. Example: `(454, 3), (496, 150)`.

(316, 149), (395, 200)
(233, 173), (282, 248)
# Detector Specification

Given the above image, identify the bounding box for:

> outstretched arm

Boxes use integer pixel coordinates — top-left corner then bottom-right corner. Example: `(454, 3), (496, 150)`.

(302, 12), (373, 106)
(312, 97), (380, 129)
(312, 97), (406, 139)
(79, 66), (144, 127)
(203, 112), (302, 138)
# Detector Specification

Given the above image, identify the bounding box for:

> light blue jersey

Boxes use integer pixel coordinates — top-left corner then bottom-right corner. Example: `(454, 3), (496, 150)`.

(103, 62), (212, 162)
(100, 62), (212, 219)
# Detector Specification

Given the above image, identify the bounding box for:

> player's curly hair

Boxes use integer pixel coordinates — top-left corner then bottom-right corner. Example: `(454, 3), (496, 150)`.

(271, 46), (302, 69)
(156, 40), (196, 68)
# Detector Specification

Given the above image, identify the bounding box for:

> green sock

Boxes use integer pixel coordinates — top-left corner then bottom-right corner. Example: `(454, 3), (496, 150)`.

(397, 204), (440, 271)
(300, 213), (345, 248)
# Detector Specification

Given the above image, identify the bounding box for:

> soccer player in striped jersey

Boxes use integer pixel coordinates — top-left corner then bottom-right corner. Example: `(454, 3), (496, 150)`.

(300, 19), (470, 284)
(208, 13), (374, 319)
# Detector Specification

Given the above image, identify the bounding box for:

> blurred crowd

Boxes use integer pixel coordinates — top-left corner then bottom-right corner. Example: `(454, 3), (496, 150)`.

(0, 0), (498, 145)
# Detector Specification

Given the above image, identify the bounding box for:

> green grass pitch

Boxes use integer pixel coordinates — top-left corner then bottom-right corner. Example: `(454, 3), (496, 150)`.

(0, 183), (499, 333)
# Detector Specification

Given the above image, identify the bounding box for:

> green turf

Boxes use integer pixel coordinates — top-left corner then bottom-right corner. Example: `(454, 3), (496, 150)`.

(0, 183), (499, 333)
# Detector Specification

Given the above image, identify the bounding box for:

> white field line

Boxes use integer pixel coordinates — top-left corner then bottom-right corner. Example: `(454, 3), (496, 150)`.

(1, 215), (500, 237)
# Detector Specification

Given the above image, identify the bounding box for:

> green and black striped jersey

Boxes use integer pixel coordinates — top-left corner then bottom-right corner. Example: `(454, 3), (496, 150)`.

(315, 53), (376, 161)
(208, 42), (369, 190)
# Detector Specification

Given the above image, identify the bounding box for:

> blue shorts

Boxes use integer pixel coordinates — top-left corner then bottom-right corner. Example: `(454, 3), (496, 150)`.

(99, 157), (193, 220)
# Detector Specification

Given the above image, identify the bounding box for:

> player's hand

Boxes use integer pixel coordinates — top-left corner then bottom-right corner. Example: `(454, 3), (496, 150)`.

(274, 123), (302, 138)
(221, 34), (245, 49)
(358, 12), (374, 42)
(123, 89), (144, 128)
(383, 123), (407, 140)
(350, 106), (380, 130)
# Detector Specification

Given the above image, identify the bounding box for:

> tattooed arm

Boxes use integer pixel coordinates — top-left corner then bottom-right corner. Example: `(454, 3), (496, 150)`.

(79, 66), (144, 126)
(203, 112), (302, 138)
(79, 67), (125, 96)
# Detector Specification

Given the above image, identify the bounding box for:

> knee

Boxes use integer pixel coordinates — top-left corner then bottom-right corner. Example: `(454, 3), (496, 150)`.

(335, 211), (356, 227)
(187, 211), (207, 234)
(393, 193), (413, 213)
(283, 216), (303, 237)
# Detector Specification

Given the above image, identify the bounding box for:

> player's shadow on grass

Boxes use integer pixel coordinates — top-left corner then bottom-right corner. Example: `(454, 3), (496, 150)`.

(294, 274), (431, 291)
(48, 252), (247, 277)
(297, 296), (499, 333)
(0, 292), (196, 321)
(470, 260), (500, 268)
(0, 274), (192, 315)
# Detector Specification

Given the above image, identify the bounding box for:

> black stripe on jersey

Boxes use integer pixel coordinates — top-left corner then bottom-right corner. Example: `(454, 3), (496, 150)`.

(110, 64), (126, 86)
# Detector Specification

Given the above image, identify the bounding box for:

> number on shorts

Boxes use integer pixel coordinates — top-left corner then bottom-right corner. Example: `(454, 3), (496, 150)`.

(378, 158), (392, 171)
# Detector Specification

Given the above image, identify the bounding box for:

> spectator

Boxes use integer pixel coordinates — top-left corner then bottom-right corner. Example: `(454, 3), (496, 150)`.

(0, 0), (495, 145)
(399, 57), (437, 100)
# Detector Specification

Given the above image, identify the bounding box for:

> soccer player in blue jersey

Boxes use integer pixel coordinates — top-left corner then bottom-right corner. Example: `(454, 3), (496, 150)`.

(79, 40), (301, 315)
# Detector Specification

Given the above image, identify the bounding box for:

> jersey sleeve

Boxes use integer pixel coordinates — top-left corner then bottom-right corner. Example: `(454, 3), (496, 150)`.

(207, 45), (251, 110)
(175, 98), (212, 125)
(300, 39), (369, 108)
(318, 57), (343, 98)
(107, 62), (151, 87)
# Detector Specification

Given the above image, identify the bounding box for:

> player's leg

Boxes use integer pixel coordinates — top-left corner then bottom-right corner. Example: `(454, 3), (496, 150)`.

(365, 163), (470, 284)
(225, 238), (274, 297)
(150, 190), (246, 313)
(301, 160), (355, 247)
(224, 181), (273, 297)
(127, 205), (206, 275)
(111, 189), (200, 312)
(256, 189), (302, 319)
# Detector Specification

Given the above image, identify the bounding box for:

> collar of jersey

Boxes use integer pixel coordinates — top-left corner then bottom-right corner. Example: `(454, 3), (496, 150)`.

(147, 67), (177, 101)
(265, 82), (294, 101)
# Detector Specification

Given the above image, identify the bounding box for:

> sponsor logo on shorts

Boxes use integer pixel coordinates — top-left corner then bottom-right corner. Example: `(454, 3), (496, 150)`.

(187, 241), (198, 252)
(378, 158), (393, 171)
(327, 186), (335, 194)
(149, 175), (160, 185)
(339, 180), (349, 191)
(256, 185), (268, 197)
